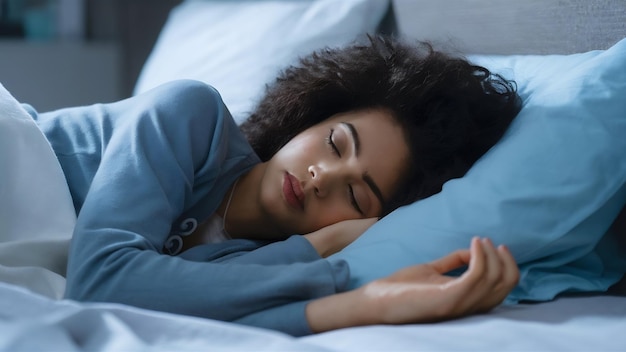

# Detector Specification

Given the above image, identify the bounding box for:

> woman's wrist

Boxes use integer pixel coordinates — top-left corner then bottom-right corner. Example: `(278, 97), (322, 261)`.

(303, 227), (334, 257)
(305, 289), (378, 333)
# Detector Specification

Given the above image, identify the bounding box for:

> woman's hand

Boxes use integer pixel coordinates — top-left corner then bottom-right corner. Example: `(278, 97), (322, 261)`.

(363, 237), (519, 324)
(303, 218), (377, 257)
(306, 237), (519, 332)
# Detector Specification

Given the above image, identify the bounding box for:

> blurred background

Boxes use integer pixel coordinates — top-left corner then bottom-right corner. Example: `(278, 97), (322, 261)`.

(0, 0), (181, 111)
(2, 0), (623, 112)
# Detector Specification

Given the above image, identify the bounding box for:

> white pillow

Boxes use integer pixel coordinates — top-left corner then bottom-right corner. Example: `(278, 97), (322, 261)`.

(134, 0), (390, 124)
(0, 83), (76, 298)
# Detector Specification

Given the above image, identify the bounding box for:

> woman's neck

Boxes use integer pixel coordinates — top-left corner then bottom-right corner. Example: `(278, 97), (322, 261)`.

(220, 163), (286, 240)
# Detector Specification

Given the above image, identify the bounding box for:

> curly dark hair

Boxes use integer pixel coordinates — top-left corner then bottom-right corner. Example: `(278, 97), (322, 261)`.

(240, 35), (521, 217)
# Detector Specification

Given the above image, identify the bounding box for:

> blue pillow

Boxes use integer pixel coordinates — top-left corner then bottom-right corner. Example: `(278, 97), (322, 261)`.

(330, 38), (626, 302)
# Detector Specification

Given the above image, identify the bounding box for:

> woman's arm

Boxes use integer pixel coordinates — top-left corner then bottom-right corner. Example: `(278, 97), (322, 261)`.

(306, 237), (519, 332)
(201, 217), (377, 265)
(40, 81), (347, 337)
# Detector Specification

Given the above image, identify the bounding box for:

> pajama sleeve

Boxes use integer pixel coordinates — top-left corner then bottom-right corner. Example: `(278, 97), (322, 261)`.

(39, 80), (349, 336)
(178, 235), (324, 265)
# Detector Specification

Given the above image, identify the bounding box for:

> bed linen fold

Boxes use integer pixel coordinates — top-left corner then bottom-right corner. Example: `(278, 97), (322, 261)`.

(0, 82), (76, 299)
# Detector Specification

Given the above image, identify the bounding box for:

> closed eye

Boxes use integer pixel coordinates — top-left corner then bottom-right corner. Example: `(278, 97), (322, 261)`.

(325, 128), (341, 156)
(349, 185), (364, 215)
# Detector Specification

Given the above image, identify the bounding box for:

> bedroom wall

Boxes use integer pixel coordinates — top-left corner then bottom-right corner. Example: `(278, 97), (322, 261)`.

(0, 40), (121, 112)
(0, 0), (180, 112)
(102, 0), (182, 99)
(2, 0), (624, 111)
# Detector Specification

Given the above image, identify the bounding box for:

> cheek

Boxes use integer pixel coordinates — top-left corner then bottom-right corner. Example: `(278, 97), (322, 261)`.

(279, 135), (319, 158)
(268, 136), (323, 182)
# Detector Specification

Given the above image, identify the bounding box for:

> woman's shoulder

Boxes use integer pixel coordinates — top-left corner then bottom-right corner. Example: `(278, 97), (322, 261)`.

(121, 79), (236, 131)
(141, 79), (224, 108)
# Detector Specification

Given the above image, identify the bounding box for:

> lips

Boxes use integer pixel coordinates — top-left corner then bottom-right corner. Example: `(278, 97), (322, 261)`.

(283, 172), (305, 210)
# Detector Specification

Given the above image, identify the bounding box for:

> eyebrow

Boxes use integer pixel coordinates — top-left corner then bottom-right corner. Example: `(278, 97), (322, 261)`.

(342, 122), (386, 208)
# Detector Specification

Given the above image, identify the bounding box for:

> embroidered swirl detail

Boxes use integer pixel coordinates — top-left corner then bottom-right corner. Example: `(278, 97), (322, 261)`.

(177, 218), (198, 236)
(164, 218), (198, 255)
(164, 235), (183, 255)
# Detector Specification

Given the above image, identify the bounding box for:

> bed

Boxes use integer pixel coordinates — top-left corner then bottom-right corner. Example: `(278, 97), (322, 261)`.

(1, 0), (625, 350)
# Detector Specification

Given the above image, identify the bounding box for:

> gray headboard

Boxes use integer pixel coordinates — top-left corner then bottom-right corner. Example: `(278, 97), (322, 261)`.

(390, 0), (626, 55)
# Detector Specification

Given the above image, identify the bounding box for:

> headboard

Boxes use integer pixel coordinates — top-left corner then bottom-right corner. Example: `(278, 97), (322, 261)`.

(389, 0), (626, 54)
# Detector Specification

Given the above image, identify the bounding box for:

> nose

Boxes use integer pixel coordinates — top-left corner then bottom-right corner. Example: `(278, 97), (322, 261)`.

(308, 163), (355, 198)
(308, 165), (328, 197)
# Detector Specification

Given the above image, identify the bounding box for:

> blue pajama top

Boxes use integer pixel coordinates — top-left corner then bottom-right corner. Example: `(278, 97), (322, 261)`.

(29, 80), (350, 336)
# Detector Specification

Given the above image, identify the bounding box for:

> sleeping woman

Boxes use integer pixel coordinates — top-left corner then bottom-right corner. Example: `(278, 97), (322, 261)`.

(29, 36), (521, 336)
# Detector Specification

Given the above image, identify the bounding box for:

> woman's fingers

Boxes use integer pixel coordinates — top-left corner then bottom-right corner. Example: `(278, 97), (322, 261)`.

(481, 238), (502, 285)
(458, 237), (487, 285)
(443, 237), (519, 315)
(472, 239), (508, 311)
(428, 249), (471, 274)
(498, 244), (520, 288)
(472, 240), (519, 313)
(465, 238), (512, 286)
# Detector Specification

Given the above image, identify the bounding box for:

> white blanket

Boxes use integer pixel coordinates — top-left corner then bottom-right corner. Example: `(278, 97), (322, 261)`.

(0, 82), (75, 299)
(2, 281), (624, 351)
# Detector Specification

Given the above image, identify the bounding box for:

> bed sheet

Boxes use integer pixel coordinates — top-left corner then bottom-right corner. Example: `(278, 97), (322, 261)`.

(2, 281), (624, 352)
(303, 295), (626, 351)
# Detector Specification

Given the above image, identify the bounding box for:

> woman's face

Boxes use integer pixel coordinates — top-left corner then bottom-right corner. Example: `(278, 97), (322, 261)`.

(258, 108), (410, 235)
